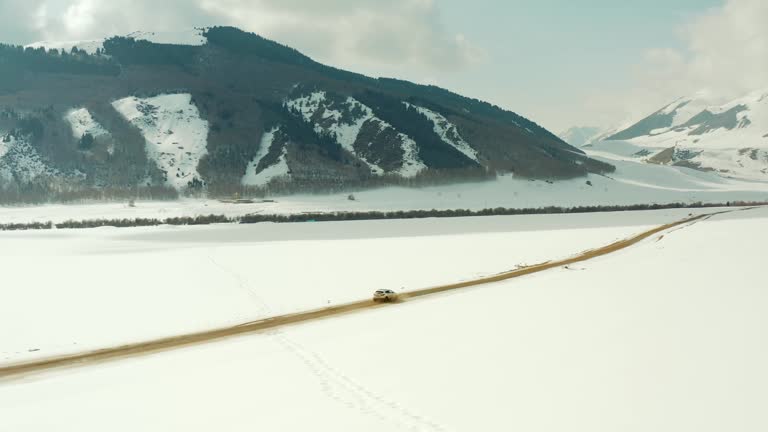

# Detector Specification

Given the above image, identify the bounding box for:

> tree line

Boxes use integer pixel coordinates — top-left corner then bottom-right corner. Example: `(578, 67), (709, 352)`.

(0, 43), (119, 77)
(0, 184), (179, 205)
(1, 201), (763, 231)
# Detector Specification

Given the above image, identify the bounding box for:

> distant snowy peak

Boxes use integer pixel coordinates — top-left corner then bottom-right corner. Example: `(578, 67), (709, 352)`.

(559, 126), (604, 147)
(607, 89), (768, 146)
(587, 88), (768, 180)
(606, 95), (711, 142)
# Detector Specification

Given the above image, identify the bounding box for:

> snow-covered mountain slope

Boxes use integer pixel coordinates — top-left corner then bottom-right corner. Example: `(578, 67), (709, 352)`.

(0, 134), (60, 183)
(4, 26), (612, 200)
(112, 93), (209, 189)
(393, 135), (424, 177)
(242, 128), (290, 187)
(25, 29), (207, 54)
(606, 90), (718, 142)
(24, 39), (104, 55)
(407, 103), (479, 162)
(285, 91), (426, 177)
(614, 89), (768, 149)
(0, 133), (9, 159)
(594, 89), (768, 180)
(64, 108), (109, 140)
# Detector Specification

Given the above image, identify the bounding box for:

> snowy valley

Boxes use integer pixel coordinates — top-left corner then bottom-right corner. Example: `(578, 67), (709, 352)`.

(2, 206), (766, 431)
(1, 10), (767, 432)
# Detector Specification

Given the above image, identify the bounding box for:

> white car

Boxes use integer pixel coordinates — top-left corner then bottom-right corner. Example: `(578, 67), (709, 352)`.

(373, 289), (398, 303)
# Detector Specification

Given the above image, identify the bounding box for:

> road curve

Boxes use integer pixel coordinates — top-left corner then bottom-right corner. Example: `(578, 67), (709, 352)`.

(0, 209), (746, 380)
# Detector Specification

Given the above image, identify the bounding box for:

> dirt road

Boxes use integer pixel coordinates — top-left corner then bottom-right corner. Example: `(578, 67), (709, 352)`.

(0, 209), (743, 380)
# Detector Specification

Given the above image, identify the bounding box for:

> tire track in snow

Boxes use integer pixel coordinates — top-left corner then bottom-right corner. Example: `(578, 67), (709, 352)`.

(0, 207), (758, 381)
(654, 212), (720, 242)
(209, 252), (444, 430)
(277, 334), (445, 432)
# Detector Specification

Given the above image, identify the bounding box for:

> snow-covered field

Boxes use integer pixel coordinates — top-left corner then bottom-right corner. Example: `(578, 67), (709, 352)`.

(1, 209), (686, 365)
(1, 207), (765, 431)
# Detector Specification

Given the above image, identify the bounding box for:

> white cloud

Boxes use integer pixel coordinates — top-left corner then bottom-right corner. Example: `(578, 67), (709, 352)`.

(0, 0), (481, 77)
(1, 0), (214, 44)
(61, 0), (99, 36)
(587, 0), (768, 128)
(681, 0), (768, 97)
(198, 0), (483, 74)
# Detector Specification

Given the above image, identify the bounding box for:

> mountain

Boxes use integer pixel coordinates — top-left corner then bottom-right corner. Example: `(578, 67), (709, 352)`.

(0, 27), (612, 203)
(559, 126), (604, 147)
(596, 89), (768, 180)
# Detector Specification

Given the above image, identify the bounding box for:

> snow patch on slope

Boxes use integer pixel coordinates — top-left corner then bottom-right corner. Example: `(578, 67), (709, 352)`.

(286, 91), (384, 175)
(694, 148), (768, 177)
(0, 134), (9, 160)
(0, 135), (59, 183)
(286, 91), (426, 177)
(398, 134), (426, 177)
(112, 94), (208, 189)
(661, 94), (713, 128)
(64, 108), (108, 140)
(248, 148), (289, 187)
(407, 103), (478, 162)
(242, 128), (290, 187)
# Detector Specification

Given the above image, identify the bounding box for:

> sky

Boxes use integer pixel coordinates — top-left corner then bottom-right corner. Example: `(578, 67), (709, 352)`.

(0, 0), (766, 133)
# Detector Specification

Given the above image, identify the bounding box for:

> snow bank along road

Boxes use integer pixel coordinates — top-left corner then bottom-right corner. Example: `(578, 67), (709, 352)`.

(0, 207), (754, 380)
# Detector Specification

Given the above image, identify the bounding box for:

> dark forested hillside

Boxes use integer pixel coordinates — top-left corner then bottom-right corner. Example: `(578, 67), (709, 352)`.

(0, 27), (613, 203)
